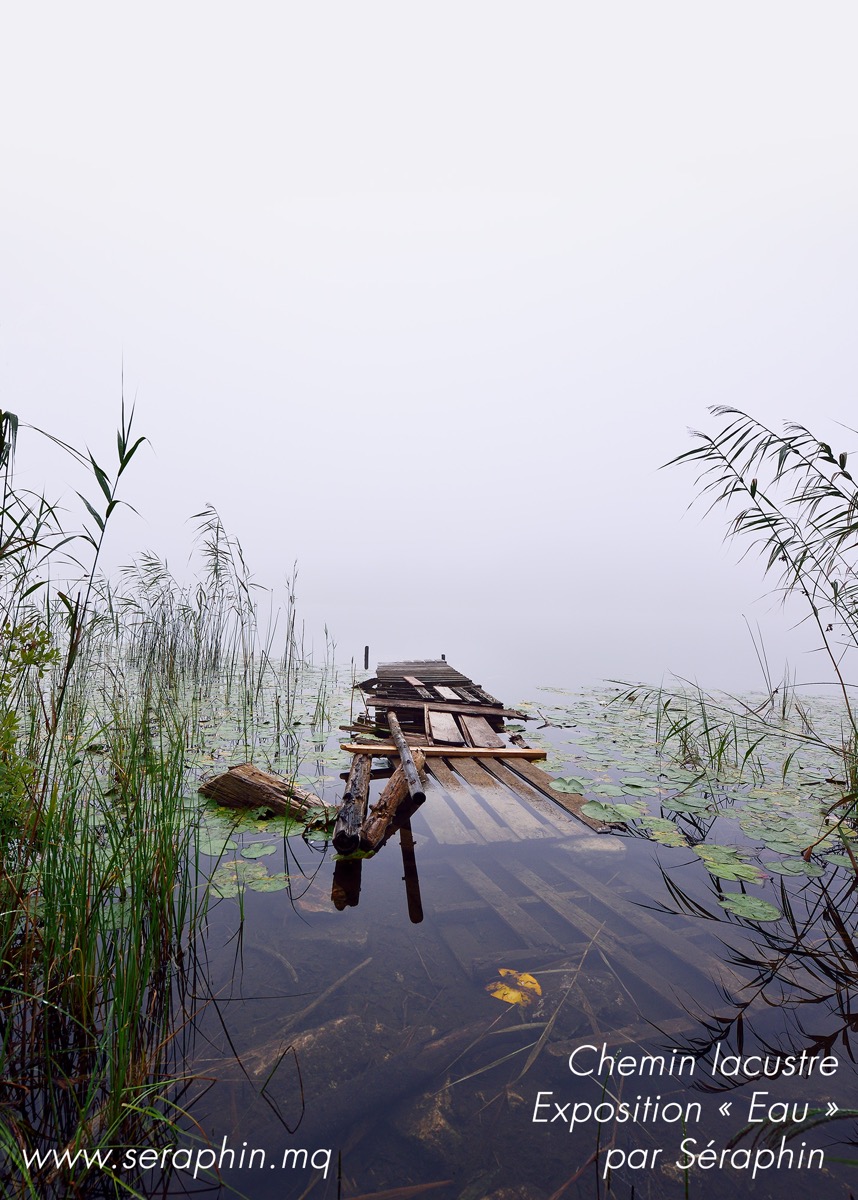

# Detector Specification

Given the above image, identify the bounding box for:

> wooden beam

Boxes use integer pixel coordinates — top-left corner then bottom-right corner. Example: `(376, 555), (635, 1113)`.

(386, 712), (427, 803)
(340, 743), (546, 759)
(364, 697), (529, 719)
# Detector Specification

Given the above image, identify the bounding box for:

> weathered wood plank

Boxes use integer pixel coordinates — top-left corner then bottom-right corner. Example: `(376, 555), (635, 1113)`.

(451, 756), (556, 840)
(427, 710), (466, 745)
(451, 861), (561, 949)
(502, 758), (611, 831)
(421, 776), (482, 845)
(460, 714), (505, 749)
(426, 759), (517, 842)
(479, 759), (579, 833)
(341, 743), (546, 759)
(365, 697), (528, 720)
(434, 685), (461, 701)
(402, 675), (433, 699)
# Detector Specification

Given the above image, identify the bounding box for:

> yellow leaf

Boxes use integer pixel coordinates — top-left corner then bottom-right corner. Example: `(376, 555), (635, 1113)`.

(498, 968), (542, 995)
(486, 968), (543, 1007)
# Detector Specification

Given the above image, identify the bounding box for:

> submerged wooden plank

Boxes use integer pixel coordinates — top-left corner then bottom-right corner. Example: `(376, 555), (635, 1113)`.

(507, 862), (729, 1015)
(451, 757), (556, 840)
(420, 778), (481, 845)
(460, 714), (505, 749)
(341, 743), (545, 759)
(426, 759), (517, 842)
(502, 758), (610, 831)
(451, 861), (561, 949)
(428, 710), (466, 745)
(478, 759), (573, 833)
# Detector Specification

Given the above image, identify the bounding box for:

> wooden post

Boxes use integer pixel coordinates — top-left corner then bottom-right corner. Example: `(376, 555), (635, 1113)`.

(360, 748), (426, 851)
(399, 818), (423, 924)
(386, 711), (426, 803)
(333, 754), (372, 853)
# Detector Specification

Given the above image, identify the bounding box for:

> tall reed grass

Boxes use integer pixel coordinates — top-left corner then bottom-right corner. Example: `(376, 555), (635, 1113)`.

(0, 404), (320, 1197)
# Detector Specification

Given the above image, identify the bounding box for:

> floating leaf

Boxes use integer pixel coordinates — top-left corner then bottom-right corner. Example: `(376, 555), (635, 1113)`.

(718, 895), (782, 922)
(763, 859), (825, 877)
(580, 800), (646, 822)
(197, 832), (238, 857)
(248, 873), (291, 892)
(241, 843), (278, 859)
(825, 854), (857, 869)
(486, 968), (543, 1007)
(550, 777), (589, 794)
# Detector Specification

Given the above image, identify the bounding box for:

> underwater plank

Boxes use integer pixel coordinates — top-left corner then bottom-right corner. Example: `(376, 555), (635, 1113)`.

(427, 759), (518, 842)
(501, 758), (611, 831)
(478, 759), (574, 833)
(451, 757), (556, 839)
(419, 777), (481, 845)
(451, 861), (562, 950)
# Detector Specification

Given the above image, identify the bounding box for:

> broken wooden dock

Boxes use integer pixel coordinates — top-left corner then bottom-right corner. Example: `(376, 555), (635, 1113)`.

(336, 659), (608, 856)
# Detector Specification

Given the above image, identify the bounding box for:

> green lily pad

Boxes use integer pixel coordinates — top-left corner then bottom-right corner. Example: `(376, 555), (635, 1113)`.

(247, 872), (291, 892)
(580, 800), (647, 822)
(197, 832), (238, 857)
(763, 859), (825, 877)
(718, 895), (782, 922)
(550, 777), (590, 794)
(241, 843), (278, 859)
(825, 854), (857, 869)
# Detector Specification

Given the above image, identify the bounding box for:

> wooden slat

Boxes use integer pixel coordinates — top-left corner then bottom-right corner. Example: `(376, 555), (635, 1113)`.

(428, 710), (466, 745)
(426, 759), (517, 842)
(434, 686), (461, 701)
(502, 758), (611, 830)
(451, 861), (561, 949)
(366, 697), (528, 720)
(341, 743), (546, 759)
(451, 757), (556, 840)
(402, 675), (433, 699)
(459, 714), (504, 749)
(478, 759), (573, 833)
(420, 778), (481, 845)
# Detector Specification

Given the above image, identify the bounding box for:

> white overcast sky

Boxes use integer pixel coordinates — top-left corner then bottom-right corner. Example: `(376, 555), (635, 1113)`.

(1, 2), (856, 696)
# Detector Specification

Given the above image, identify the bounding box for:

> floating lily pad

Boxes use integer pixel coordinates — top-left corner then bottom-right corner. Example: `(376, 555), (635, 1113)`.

(550, 777), (590, 794)
(247, 872), (291, 892)
(825, 854), (857, 869)
(718, 895), (782, 922)
(763, 859), (825, 877)
(197, 832), (238, 857)
(241, 843), (278, 859)
(580, 800), (647, 822)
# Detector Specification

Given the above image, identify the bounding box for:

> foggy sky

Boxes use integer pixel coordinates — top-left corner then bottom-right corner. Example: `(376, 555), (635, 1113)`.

(1, 2), (856, 697)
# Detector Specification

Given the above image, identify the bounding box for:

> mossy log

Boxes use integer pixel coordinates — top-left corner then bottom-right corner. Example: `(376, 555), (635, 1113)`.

(199, 762), (324, 817)
(360, 749), (426, 851)
(333, 754), (372, 853)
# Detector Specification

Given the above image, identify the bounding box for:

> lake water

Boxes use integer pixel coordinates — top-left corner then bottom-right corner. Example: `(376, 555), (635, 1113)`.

(155, 681), (858, 1200)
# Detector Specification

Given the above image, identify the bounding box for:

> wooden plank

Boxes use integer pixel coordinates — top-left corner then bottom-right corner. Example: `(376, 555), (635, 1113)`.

(460, 714), (505, 749)
(341, 743), (545, 759)
(451, 757), (556, 840)
(508, 863), (735, 1013)
(451, 861), (561, 949)
(402, 675), (433, 699)
(426, 759), (517, 842)
(420, 778), (481, 845)
(428, 710), (466, 745)
(434, 686), (461, 701)
(502, 758), (611, 831)
(478, 759), (573, 833)
(366, 697), (528, 720)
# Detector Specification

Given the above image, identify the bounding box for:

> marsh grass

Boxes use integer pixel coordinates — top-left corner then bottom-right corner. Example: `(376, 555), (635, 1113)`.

(0, 405), (323, 1197)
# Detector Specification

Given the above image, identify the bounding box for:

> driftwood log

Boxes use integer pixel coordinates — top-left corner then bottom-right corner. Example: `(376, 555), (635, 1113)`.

(386, 711), (426, 803)
(333, 754), (372, 853)
(198, 762), (324, 817)
(360, 748), (426, 851)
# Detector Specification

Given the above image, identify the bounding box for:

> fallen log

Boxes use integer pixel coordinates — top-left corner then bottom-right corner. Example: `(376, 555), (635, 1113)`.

(333, 754), (372, 853)
(386, 711), (426, 804)
(199, 762), (324, 817)
(360, 749), (426, 851)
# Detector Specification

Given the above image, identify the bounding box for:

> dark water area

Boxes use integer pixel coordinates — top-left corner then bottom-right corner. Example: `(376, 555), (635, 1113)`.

(158, 710), (858, 1200)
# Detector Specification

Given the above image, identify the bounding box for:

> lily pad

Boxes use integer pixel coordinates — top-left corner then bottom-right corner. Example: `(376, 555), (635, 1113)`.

(580, 800), (647, 822)
(718, 895), (782, 922)
(763, 859), (825, 877)
(241, 843), (278, 859)
(247, 872), (291, 892)
(550, 777), (590, 794)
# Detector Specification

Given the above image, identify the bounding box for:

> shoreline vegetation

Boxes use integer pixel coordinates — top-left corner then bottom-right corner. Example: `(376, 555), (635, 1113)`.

(2, 403), (858, 1197)
(0, 404), (334, 1197)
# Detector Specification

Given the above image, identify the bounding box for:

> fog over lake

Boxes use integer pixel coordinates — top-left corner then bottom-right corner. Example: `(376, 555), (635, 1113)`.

(2, 3), (856, 697)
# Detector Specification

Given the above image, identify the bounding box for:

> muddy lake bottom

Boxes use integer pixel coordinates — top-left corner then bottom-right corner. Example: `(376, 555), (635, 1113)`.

(164, 741), (858, 1200)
